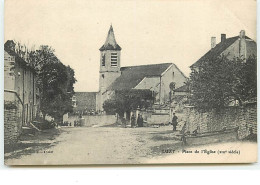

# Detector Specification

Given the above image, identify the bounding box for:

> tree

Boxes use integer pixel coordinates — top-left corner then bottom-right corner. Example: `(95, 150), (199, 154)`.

(8, 41), (77, 121)
(15, 42), (76, 121)
(189, 55), (257, 109)
(233, 55), (257, 102)
(103, 89), (154, 118)
(40, 62), (76, 121)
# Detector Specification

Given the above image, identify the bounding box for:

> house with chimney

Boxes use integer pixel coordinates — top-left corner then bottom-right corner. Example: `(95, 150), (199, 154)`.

(191, 30), (257, 70)
(95, 25), (188, 113)
(184, 30), (257, 139)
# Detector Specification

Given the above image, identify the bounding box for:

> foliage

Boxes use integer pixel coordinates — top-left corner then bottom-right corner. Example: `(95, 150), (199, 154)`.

(103, 89), (154, 117)
(234, 56), (257, 102)
(14, 41), (77, 121)
(39, 62), (76, 120)
(32, 118), (56, 130)
(189, 55), (257, 109)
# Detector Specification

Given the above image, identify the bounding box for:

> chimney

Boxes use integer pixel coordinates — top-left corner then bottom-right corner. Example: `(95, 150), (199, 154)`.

(239, 30), (246, 58)
(211, 37), (216, 49)
(221, 34), (226, 42)
(239, 30), (245, 39)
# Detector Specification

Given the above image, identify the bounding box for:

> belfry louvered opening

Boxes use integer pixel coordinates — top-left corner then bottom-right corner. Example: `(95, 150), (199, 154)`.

(111, 53), (118, 67)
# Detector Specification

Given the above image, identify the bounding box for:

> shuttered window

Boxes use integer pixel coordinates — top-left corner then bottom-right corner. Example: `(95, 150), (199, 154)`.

(111, 53), (118, 67)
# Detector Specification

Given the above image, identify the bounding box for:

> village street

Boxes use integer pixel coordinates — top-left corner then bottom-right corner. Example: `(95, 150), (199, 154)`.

(5, 124), (257, 165)
(5, 125), (184, 165)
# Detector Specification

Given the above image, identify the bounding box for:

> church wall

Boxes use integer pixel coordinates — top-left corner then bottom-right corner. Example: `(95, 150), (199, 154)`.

(134, 76), (160, 90)
(97, 48), (121, 112)
(99, 71), (121, 92)
(160, 65), (187, 104)
(134, 76), (160, 103)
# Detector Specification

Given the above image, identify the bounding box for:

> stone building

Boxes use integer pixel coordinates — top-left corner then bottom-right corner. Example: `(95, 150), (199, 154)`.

(4, 40), (39, 144)
(96, 25), (188, 112)
(72, 92), (97, 115)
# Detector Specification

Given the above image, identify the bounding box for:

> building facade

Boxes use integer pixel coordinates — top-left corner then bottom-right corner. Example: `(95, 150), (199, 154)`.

(4, 40), (39, 127)
(72, 92), (97, 115)
(96, 26), (188, 112)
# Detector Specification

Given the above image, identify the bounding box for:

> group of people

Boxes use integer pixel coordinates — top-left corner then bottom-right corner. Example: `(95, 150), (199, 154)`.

(130, 114), (144, 128)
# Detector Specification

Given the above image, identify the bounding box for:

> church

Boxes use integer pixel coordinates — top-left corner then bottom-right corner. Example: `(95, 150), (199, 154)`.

(95, 25), (188, 113)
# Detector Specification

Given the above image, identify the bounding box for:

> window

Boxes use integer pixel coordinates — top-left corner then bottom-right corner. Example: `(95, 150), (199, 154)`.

(111, 53), (118, 67)
(102, 54), (106, 66)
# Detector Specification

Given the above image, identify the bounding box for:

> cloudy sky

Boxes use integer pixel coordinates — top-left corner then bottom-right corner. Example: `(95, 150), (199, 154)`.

(5, 0), (256, 92)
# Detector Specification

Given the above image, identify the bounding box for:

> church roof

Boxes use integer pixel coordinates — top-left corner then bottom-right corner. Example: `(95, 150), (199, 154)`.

(99, 25), (121, 51)
(108, 63), (173, 90)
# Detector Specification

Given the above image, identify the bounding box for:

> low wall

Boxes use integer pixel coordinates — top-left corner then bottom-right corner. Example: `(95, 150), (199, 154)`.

(136, 110), (170, 125)
(147, 114), (170, 125)
(83, 115), (117, 127)
(4, 108), (22, 145)
(184, 103), (257, 139)
(63, 114), (118, 127)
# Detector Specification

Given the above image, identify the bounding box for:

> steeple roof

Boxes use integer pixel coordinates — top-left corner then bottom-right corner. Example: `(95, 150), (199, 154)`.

(99, 25), (121, 51)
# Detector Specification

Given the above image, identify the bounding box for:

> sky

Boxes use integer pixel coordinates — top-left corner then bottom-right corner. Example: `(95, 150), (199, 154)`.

(4, 0), (256, 92)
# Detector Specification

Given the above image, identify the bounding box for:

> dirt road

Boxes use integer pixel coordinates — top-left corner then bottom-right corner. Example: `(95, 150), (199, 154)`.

(5, 125), (182, 165)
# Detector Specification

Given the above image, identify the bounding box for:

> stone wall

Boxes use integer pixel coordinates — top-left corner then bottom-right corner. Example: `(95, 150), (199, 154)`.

(83, 115), (117, 127)
(63, 114), (118, 127)
(136, 110), (170, 125)
(4, 108), (22, 145)
(147, 114), (170, 125)
(184, 103), (257, 139)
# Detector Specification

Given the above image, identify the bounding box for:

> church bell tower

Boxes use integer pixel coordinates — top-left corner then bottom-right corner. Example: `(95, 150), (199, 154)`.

(96, 25), (122, 112)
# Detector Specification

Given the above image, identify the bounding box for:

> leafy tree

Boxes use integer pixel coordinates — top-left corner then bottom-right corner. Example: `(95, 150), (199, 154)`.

(14, 41), (77, 121)
(234, 56), (257, 102)
(189, 55), (257, 109)
(103, 89), (154, 117)
(40, 62), (76, 121)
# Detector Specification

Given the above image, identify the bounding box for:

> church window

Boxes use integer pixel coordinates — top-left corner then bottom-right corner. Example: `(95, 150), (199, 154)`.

(111, 53), (118, 67)
(102, 54), (106, 66)
(102, 74), (105, 79)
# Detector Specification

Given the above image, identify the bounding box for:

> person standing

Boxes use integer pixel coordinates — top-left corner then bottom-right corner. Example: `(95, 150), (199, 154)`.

(137, 114), (144, 127)
(140, 115), (144, 127)
(130, 114), (136, 128)
(172, 113), (178, 131)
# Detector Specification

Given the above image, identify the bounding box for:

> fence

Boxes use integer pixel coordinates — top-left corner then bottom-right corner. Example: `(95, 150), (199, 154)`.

(184, 103), (257, 139)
